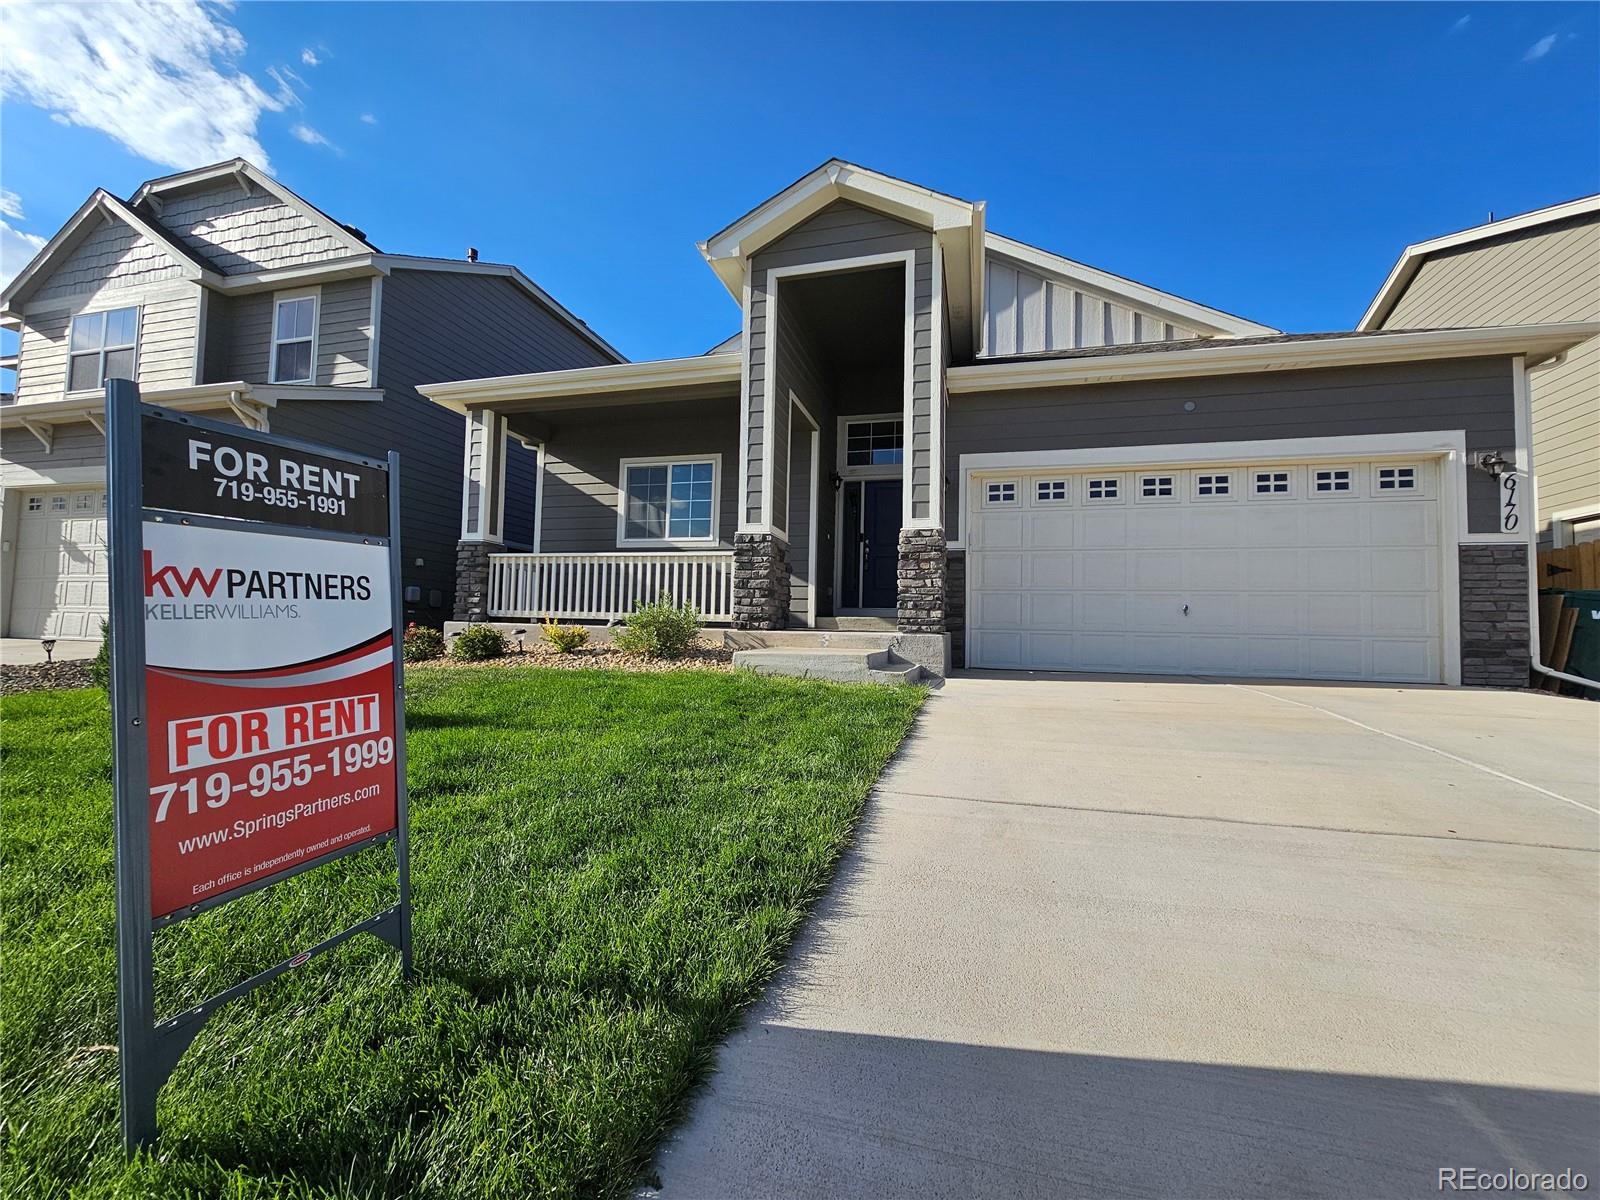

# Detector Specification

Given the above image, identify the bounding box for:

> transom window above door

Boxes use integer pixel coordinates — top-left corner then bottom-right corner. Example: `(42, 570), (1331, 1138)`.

(620, 458), (718, 544)
(845, 420), (904, 467)
(271, 294), (318, 383)
(68, 306), (138, 392)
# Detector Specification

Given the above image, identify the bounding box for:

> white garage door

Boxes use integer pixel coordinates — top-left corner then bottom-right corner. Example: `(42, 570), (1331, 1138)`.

(967, 459), (1444, 683)
(7, 488), (110, 638)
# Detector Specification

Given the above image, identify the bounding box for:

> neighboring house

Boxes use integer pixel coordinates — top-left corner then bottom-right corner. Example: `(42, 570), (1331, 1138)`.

(1360, 195), (1600, 548)
(0, 158), (620, 639)
(419, 160), (1593, 687)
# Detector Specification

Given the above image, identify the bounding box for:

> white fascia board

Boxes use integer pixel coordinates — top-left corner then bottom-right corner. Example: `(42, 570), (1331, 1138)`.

(417, 353), (742, 413)
(0, 381), (275, 429)
(947, 323), (1600, 394)
(1, 191), (219, 309)
(374, 255), (624, 363)
(1358, 194), (1600, 330)
(984, 232), (1280, 337)
(214, 254), (380, 293)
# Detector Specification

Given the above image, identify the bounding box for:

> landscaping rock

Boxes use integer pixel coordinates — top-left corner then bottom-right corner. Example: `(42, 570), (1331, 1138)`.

(1, 661), (96, 695)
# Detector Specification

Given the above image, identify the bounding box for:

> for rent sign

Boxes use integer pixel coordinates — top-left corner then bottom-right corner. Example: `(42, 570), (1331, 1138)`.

(108, 385), (411, 1153)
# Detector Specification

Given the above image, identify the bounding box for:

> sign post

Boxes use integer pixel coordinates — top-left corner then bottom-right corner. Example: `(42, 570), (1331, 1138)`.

(107, 380), (412, 1153)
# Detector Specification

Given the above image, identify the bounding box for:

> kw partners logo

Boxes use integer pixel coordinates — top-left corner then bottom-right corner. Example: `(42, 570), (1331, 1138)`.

(143, 549), (374, 603)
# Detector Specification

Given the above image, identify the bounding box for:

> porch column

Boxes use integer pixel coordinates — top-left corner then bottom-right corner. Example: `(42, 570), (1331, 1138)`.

(897, 528), (947, 634)
(453, 408), (508, 622)
(733, 533), (789, 630)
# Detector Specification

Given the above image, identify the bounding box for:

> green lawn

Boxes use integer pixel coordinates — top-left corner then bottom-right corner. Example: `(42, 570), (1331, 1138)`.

(1, 667), (922, 1198)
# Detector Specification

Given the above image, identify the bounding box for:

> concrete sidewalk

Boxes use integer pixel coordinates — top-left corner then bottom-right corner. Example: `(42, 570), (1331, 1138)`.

(647, 675), (1600, 1199)
(1, 637), (102, 665)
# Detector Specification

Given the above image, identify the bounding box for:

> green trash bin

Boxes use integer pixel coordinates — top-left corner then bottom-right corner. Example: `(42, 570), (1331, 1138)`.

(1559, 589), (1600, 684)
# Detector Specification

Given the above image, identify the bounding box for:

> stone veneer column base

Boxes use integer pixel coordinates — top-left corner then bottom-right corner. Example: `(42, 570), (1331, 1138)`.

(733, 532), (789, 630)
(1458, 543), (1530, 688)
(453, 540), (504, 622)
(897, 528), (948, 634)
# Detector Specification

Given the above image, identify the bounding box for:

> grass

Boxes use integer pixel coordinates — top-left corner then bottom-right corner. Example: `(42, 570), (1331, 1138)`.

(1, 667), (922, 1198)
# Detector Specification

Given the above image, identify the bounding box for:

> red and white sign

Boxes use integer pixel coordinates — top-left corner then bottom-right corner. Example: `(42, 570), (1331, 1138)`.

(142, 521), (398, 918)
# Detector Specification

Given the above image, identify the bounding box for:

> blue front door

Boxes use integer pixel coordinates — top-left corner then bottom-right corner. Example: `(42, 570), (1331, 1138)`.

(843, 479), (902, 610)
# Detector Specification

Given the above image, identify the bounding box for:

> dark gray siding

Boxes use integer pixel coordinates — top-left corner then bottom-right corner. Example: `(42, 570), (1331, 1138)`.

(534, 396), (741, 553)
(946, 356), (1516, 538)
(747, 202), (935, 523)
(204, 277), (372, 387)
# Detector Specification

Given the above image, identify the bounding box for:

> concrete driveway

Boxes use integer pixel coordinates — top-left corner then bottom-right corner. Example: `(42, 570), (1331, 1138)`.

(649, 675), (1600, 1199)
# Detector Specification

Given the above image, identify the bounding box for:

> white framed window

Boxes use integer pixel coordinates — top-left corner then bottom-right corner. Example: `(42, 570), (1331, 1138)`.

(1312, 467), (1355, 495)
(1193, 472), (1232, 499)
(270, 292), (318, 384)
(1375, 465), (1419, 492)
(1252, 469), (1294, 497)
(1033, 478), (1070, 504)
(1137, 473), (1177, 501)
(26, 495), (43, 512)
(844, 419), (904, 468)
(985, 480), (1019, 506)
(72, 492), (96, 512)
(617, 455), (720, 545)
(67, 306), (138, 393)
(1085, 475), (1123, 503)
(50, 494), (67, 512)
(99, 492), (110, 511)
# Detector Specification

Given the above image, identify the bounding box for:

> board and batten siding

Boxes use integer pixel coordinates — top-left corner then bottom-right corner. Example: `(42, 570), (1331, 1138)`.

(1377, 212), (1599, 533)
(745, 201), (936, 526)
(533, 398), (742, 554)
(944, 356), (1517, 540)
(204, 278), (373, 387)
(16, 284), (201, 403)
(984, 254), (1203, 355)
(149, 182), (355, 275)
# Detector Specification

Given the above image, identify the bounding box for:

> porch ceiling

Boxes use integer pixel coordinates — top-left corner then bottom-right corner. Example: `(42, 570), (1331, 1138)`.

(502, 390), (737, 445)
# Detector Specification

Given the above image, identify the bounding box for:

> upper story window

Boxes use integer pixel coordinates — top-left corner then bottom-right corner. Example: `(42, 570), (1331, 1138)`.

(845, 419), (903, 467)
(68, 306), (138, 392)
(620, 457), (718, 544)
(271, 293), (318, 384)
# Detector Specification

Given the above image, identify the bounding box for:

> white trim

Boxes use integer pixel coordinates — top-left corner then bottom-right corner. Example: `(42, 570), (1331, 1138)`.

(268, 287), (320, 385)
(925, 238), (946, 530)
(192, 290), (208, 386)
(984, 231), (1280, 338)
(1359, 195), (1600, 330)
(736, 275), (757, 532)
(950, 323), (1600, 393)
(0, 464), (108, 488)
(615, 453), (723, 549)
(421, 353), (740, 414)
(368, 275), (383, 383)
(1549, 504), (1600, 549)
(836, 411), (906, 480)
(491, 414), (508, 543)
(63, 302), (141, 398)
(531, 440), (547, 553)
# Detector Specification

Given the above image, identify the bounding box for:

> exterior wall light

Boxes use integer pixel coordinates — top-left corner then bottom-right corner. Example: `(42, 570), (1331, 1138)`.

(1476, 450), (1511, 477)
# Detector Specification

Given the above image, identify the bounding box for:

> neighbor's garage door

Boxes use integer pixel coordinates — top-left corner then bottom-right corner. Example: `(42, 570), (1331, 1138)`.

(967, 459), (1443, 683)
(7, 488), (110, 638)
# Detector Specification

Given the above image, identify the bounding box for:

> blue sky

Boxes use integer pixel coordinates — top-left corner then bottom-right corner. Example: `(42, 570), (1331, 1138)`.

(2, 1), (1596, 367)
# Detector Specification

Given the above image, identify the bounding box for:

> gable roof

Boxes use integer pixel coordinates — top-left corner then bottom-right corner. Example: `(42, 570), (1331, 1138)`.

(1358, 194), (1600, 331)
(984, 231), (1279, 338)
(1, 189), (223, 311)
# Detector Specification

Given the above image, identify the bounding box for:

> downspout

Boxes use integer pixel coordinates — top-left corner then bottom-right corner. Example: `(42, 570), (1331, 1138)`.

(1519, 353), (1596, 689)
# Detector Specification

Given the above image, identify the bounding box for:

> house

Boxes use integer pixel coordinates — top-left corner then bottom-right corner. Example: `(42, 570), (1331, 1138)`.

(1360, 195), (1599, 548)
(0, 158), (620, 641)
(419, 160), (1595, 686)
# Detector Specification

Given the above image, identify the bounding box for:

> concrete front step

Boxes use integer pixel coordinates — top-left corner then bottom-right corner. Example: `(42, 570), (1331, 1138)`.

(725, 629), (900, 651)
(732, 647), (922, 685)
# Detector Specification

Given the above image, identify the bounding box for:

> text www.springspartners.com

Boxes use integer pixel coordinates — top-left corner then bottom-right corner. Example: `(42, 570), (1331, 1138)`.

(177, 791), (371, 857)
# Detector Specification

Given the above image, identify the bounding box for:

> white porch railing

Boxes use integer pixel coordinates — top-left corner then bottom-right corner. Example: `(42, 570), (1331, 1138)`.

(486, 552), (736, 623)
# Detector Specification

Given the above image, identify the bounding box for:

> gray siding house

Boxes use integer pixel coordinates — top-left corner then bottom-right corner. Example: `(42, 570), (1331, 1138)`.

(0, 159), (619, 639)
(419, 161), (1593, 687)
(1360, 195), (1599, 547)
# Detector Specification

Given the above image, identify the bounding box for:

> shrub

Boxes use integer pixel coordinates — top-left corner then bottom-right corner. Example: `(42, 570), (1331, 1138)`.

(540, 616), (590, 654)
(89, 619), (110, 690)
(614, 593), (701, 659)
(403, 622), (445, 663)
(450, 624), (507, 661)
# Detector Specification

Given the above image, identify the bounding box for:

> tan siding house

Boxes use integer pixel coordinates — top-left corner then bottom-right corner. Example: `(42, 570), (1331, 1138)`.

(1362, 197), (1600, 545)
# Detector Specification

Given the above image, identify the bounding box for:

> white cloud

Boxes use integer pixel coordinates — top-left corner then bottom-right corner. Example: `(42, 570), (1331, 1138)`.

(267, 66), (305, 109)
(0, 189), (24, 221)
(1449, 15), (1471, 34)
(0, 0), (279, 170)
(1523, 33), (1558, 61)
(359, 112), (378, 125)
(290, 122), (338, 152)
(2, 221), (48, 292)
(301, 48), (321, 67)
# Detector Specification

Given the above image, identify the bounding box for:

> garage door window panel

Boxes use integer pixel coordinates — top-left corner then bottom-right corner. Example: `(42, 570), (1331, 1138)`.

(1312, 466), (1358, 496)
(1032, 478), (1071, 505)
(985, 480), (1020, 507)
(1193, 472), (1234, 501)
(1137, 474), (1180, 504)
(1251, 468), (1297, 498)
(1373, 464), (1422, 495)
(1085, 475), (1125, 504)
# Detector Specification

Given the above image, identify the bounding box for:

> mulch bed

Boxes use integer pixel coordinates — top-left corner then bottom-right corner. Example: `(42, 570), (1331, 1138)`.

(1, 661), (97, 696)
(413, 636), (736, 674)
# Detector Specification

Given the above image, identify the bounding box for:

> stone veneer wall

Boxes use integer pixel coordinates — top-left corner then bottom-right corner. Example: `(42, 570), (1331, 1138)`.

(945, 549), (967, 668)
(453, 540), (504, 622)
(1458, 543), (1530, 688)
(733, 532), (789, 630)
(897, 528), (947, 633)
